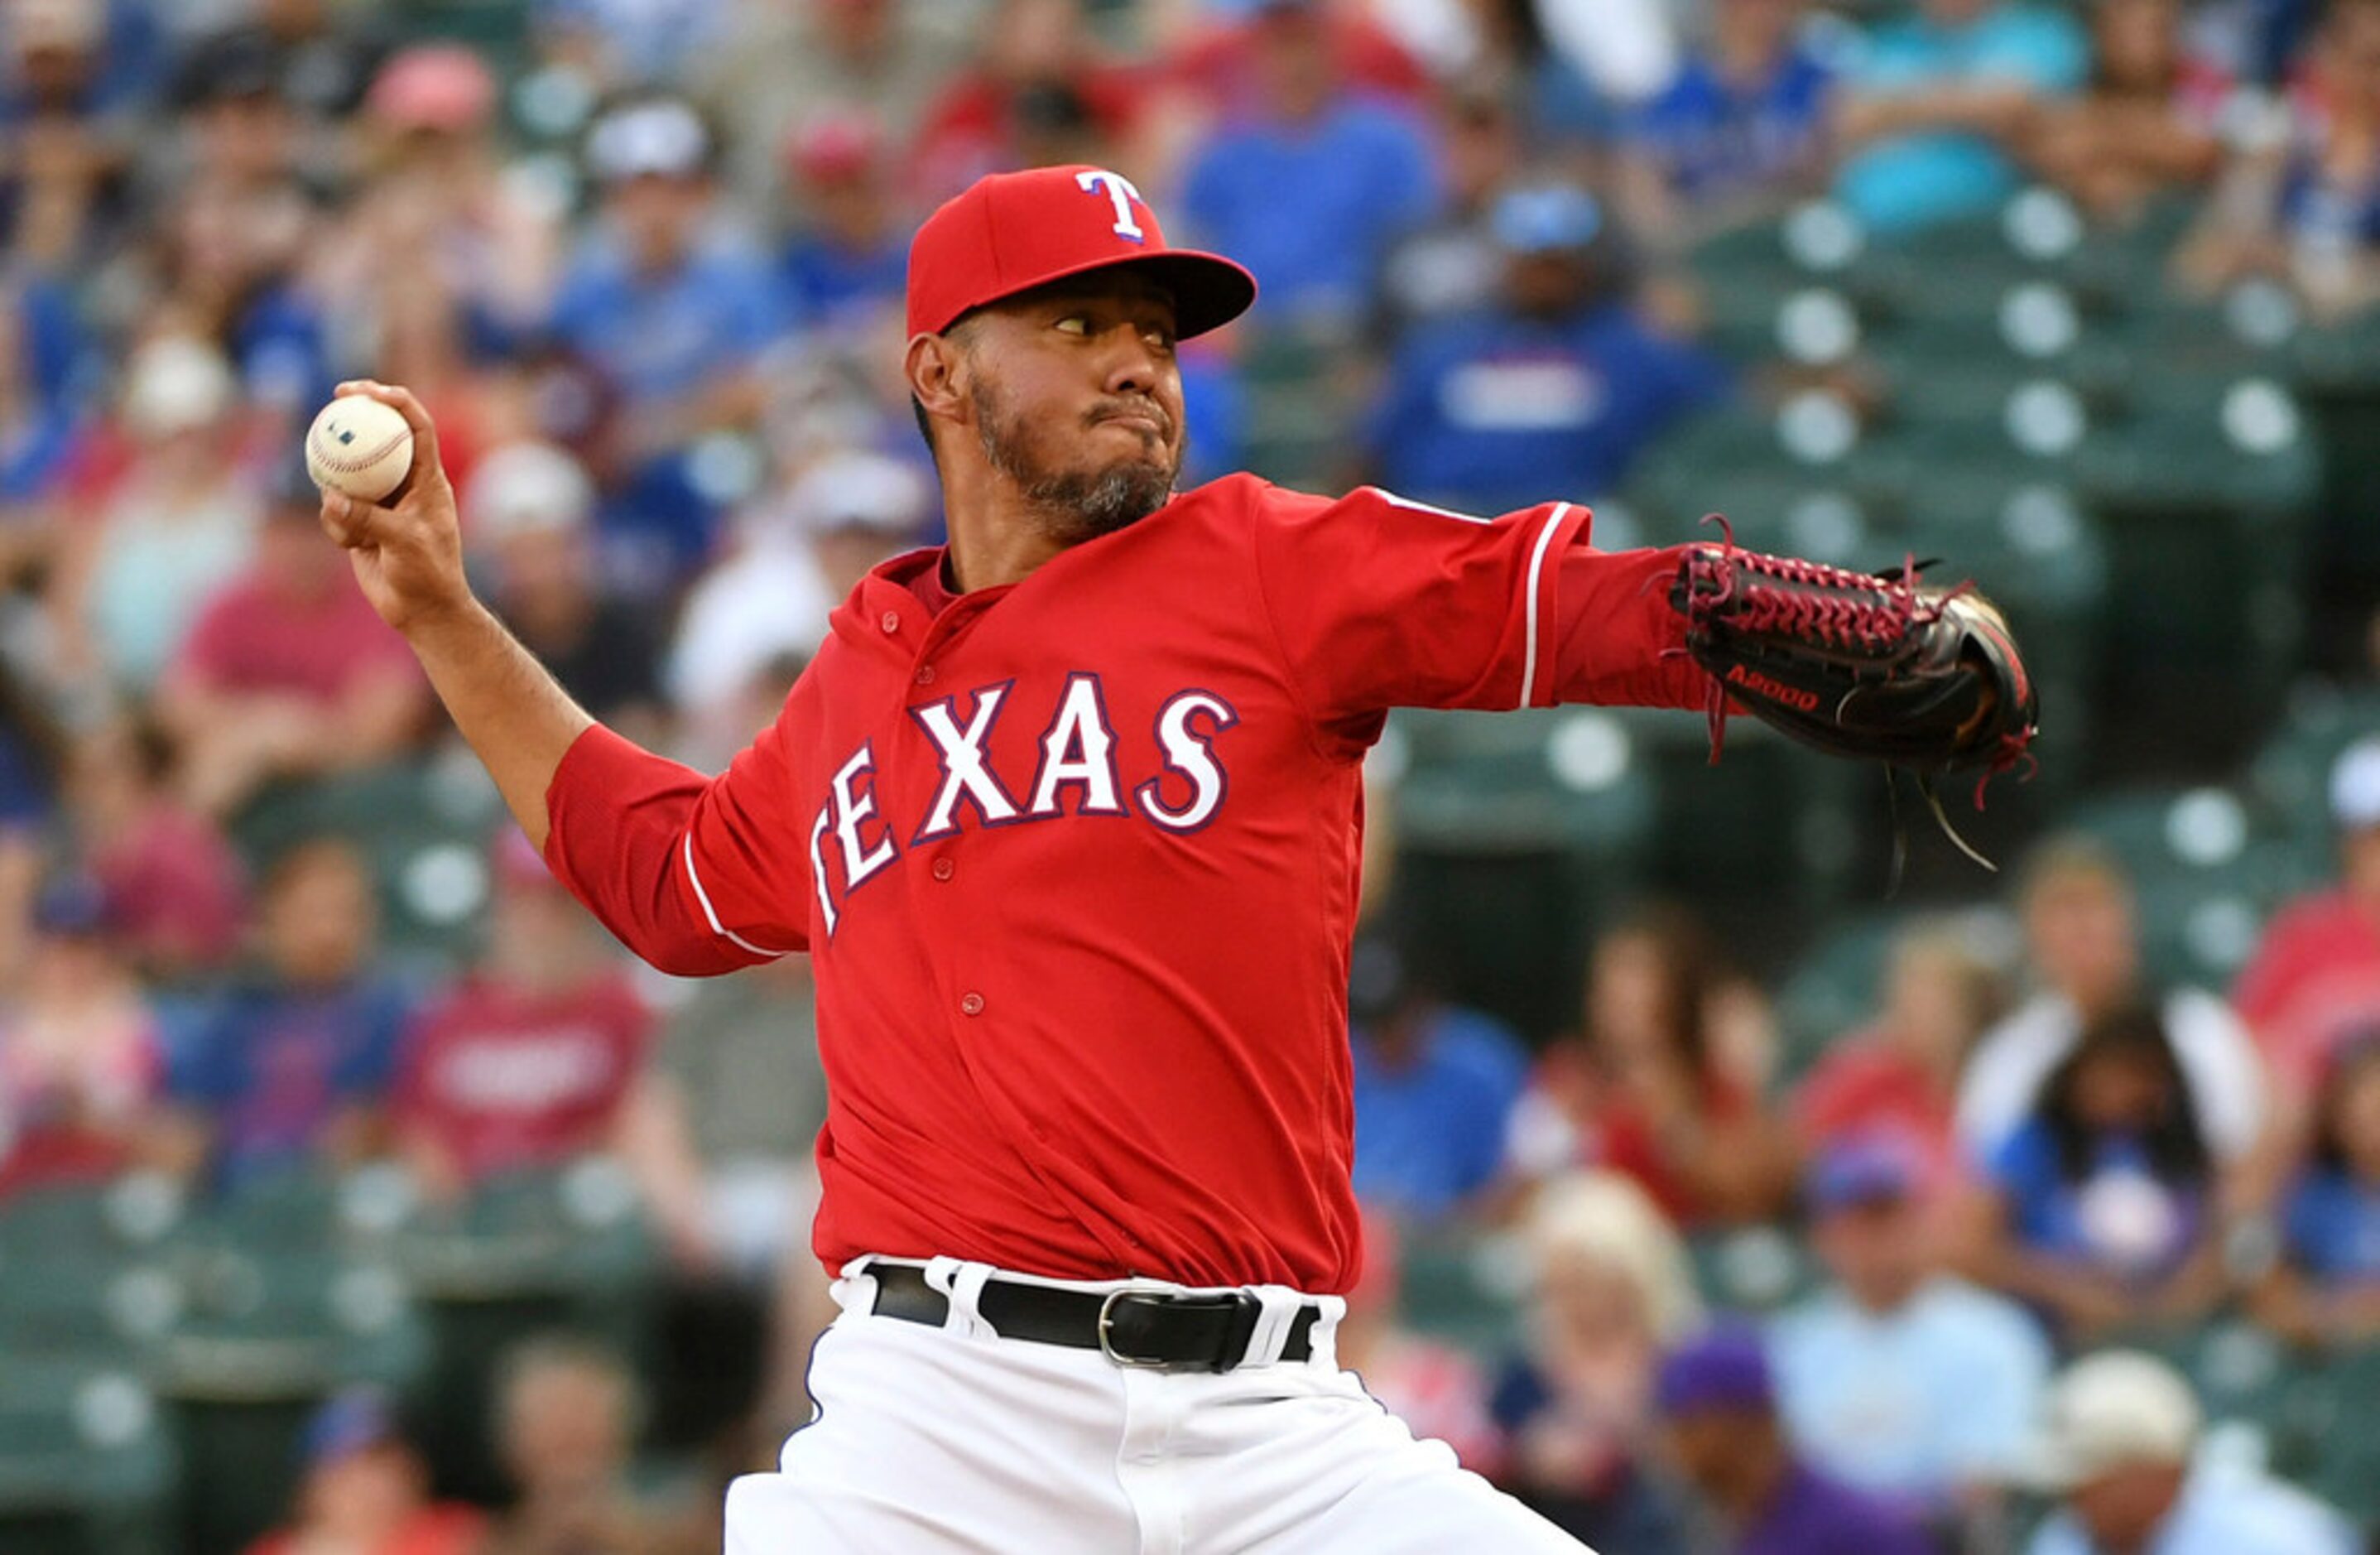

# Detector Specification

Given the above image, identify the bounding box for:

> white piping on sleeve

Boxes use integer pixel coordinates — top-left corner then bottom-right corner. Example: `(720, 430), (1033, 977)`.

(1518, 503), (1570, 709)
(681, 833), (792, 959)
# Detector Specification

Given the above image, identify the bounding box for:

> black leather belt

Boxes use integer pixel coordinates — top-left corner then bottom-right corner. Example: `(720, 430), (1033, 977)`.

(866, 1262), (1323, 1373)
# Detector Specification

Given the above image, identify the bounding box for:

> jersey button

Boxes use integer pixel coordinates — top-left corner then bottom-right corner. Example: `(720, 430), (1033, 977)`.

(959, 991), (985, 1017)
(879, 610), (901, 634)
(930, 856), (955, 882)
(915, 664), (937, 686)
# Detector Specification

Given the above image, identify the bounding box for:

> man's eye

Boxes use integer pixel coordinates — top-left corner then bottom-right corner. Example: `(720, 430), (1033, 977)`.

(1144, 329), (1176, 354)
(1055, 315), (1089, 335)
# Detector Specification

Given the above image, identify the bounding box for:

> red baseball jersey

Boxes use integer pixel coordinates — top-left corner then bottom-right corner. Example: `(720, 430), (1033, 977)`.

(392, 970), (652, 1182)
(543, 474), (1710, 1293)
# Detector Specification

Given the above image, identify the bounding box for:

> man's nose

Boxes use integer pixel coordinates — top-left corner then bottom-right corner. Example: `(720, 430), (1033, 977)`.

(1099, 327), (1163, 397)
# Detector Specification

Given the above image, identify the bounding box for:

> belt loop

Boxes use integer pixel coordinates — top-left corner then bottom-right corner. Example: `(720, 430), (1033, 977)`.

(1307, 1294), (1347, 1369)
(830, 1254), (882, 1317)
(925, 1256), (998, 1340)
(1239, 1285), (1304, 1368)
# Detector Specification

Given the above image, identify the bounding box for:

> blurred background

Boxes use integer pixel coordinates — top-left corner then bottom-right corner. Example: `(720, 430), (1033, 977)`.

(2, 0), (2379, 1551)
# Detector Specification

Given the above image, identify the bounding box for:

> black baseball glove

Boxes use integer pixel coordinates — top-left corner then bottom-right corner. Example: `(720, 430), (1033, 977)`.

(1668, 521), (2039, 840)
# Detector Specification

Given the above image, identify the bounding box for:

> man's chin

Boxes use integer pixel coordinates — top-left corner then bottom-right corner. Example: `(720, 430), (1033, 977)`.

(1031, 459), (1178, 542)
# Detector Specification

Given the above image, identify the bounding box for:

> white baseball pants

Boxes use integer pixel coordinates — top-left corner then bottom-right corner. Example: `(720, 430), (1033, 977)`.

(722, 1257), (1594, 1553)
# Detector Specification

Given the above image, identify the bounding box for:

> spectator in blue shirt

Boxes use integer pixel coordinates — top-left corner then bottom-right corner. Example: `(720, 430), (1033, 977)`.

(1962, 1003), (2225, 1341)
(1347, 935), (1530, 1224)
(1, 0), (161, 129)
(1367, 180), (1729, 516)
(2, 0), (158, 268)
(1832, 0), (2091, 235)
(1657, 1325), (1941, 1555)
(549, 94), (787, 594)
(776, 109), (910, 339)
(0, 276), (84, 513)
(2021, 1351), (2357, 1555)
(1617, 0), (1839, 249)
(161, 839), (412, 1190)
(2254, 1033), (2380, 1345)
(1178, 0), (1440, 335)
(1374, 83), (1528, 344)
(1771, 1134), (2051, 1530)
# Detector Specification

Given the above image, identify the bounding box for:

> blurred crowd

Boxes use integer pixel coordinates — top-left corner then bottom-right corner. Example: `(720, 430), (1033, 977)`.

(3, 0), (2380, 1552)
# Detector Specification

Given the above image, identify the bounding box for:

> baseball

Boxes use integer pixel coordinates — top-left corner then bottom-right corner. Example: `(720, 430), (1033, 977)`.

(305, 395), (416, 503)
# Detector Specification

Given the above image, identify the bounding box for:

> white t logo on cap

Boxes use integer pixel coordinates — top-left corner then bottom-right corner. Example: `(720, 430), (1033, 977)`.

(1076, 169), (1147, 243)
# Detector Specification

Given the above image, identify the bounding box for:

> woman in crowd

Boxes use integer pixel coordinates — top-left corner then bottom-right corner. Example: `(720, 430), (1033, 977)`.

(2031, 0), (2230, 220)
(1509, 907), (1794, 1226)
(2183, 0), (2380, 315)
(1795, 924), (2006, 1195)
(2253, 1033), (2380, 1345)
(1957, 1003), (2229, 1340)
(1488, 1171), (1697, 1554)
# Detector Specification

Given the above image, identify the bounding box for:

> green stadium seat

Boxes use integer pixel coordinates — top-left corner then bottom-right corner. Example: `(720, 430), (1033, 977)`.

(1774, 914), (1904, 1086)
(1395, 1235), (1522, 1364)
(1387, 708), (1657, 859)
(2288, 1341), (2380, 1528)
(226, 758), (512, 969)
(158, 1245), (427, 1403)
(1686, 1226), (1816, 1315)
(1238, 322), (1359, 491)
(2248, 686), (2380, 870)
(0, 1359), (175, 1555)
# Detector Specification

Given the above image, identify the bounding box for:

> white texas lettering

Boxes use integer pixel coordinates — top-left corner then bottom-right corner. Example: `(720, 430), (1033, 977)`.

(1029, 673), (1125, 816)
(829, 744), (899, 890)
(1134, 691), (1239, 832)
(911, 684), (1022, 841)
(810, 676), (1246, 932)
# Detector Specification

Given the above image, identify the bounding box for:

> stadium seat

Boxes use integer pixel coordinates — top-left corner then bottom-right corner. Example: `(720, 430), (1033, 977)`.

(2289, 1341), (2380, 1527)
(1395, 1234), (1522, 1365)
(2248, 683), (2380, 849)
(1772, 913), (1905, 1086)
(388, 1161), (660, 1503)
(1686, 1225), (1815, 1315)
(0, 1359), (175, 1555)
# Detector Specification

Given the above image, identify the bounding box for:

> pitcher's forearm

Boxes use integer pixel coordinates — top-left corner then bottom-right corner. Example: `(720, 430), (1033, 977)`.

(405, 598), (596, 850)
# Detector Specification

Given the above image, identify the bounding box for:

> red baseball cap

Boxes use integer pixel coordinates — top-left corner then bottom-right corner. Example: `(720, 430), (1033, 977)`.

(906, 165), (1256, 341)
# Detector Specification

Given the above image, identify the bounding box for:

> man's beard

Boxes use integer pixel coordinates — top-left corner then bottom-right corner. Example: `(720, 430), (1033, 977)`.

(973, 379), (1180, 545)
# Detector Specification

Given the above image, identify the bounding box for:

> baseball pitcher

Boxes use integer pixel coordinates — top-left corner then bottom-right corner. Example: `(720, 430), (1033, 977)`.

(318, 165), (2033, 1552)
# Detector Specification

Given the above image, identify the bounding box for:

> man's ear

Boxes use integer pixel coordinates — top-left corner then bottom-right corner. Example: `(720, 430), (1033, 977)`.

(906, 331), (969, 428)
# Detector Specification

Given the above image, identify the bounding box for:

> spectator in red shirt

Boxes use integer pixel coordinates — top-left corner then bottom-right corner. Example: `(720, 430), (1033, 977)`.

(1509, 907), (1794, 1226)
(1795, 924), (2008, 1195)
(2234, 736), (2380, 1106)
(243, 1388), (485, 1555)
(392, 830), (657, 1201)
(907, 0), (1146, 204)
(1161, 0), (1428, 123)
(61, 715), (247, 977)
(0, 874), (167, 1197)
(157, 459), (430, 818)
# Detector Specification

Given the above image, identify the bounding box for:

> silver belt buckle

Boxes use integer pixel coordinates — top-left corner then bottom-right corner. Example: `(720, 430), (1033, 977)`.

(1096, 1288), (1171, 1369)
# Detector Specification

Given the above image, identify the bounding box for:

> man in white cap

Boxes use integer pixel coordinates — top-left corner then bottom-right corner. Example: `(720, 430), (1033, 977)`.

(2236, 734), (2380, 1106)
(2020, 1350), (2354, 1554)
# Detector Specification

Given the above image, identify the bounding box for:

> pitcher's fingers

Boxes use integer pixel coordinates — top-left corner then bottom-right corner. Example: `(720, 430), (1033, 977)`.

(334, 380), (445, 475)
(319, 491), (374, 548)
